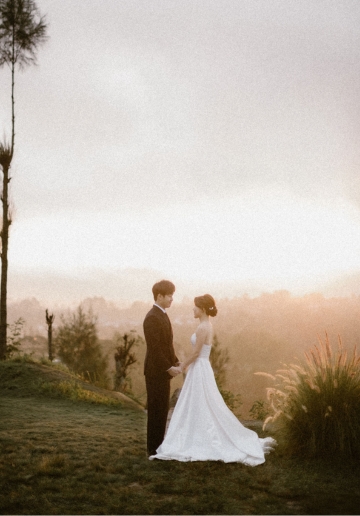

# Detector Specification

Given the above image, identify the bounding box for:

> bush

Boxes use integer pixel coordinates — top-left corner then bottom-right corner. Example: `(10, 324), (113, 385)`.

(210, 334), (229, 389)
(55, 306), (109, 388)
(6, 318), (25, 359)
(219, 388), (243, 415)
(249, 399), (270, 421)
(39, 380), (122, 406)
(257, 334), (360, 458)
(210, 334), (242, 415)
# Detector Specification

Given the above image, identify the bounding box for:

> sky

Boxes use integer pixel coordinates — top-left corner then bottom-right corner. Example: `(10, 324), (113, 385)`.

(1, 0), (360, 304)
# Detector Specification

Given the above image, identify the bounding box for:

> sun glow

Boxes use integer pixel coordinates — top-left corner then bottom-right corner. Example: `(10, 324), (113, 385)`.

(10, 190), (360, 295)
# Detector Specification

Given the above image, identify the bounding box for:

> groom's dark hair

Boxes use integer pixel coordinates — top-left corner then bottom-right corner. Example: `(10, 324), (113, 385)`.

(152, 280), (175, 300)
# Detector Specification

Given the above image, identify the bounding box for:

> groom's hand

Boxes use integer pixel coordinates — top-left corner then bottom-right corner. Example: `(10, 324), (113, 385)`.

(168, 366), (181, 377)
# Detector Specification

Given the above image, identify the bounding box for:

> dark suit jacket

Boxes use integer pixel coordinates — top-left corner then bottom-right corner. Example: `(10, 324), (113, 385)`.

(143, 305), (178, 378)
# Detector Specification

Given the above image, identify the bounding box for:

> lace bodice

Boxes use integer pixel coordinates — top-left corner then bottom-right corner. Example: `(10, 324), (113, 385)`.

(190, 333), (211, 359)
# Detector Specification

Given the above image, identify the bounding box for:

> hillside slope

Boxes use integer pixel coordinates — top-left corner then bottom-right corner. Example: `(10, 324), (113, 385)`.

(0, 359), (144, 410)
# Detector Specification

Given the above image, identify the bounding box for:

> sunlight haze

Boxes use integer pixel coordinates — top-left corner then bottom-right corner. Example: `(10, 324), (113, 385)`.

(1, 0), (360, 304)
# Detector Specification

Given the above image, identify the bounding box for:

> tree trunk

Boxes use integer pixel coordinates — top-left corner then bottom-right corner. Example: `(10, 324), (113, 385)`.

(46, 310), (55, 361)
(48, 324), (53, 361)
(0, 162), (10, 360)
(0, 47), (15, 360)
(11, 43), (15, 159)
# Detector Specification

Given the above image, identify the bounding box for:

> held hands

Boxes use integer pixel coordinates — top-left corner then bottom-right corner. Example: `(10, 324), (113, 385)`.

(168, 362), (184, 376)
(168, 366), (182, 377)
(168, 361), (187, 376)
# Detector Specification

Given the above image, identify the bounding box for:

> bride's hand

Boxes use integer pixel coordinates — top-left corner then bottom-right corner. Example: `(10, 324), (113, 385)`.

(168, 366), (181, 377)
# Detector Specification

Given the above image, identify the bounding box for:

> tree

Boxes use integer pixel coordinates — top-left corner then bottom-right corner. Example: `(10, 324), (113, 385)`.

(45, 309), (54, 361)
(113, 331), (141, 393)
(0, 0), (47, 360)
(55, 306), (108, 386)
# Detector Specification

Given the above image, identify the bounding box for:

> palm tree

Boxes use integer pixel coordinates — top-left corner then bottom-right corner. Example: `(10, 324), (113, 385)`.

(0, 0), (48, 359)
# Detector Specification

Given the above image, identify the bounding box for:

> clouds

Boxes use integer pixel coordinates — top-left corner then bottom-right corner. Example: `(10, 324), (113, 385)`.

(3, 0), (359, 218)
(1, 0), (360, 301)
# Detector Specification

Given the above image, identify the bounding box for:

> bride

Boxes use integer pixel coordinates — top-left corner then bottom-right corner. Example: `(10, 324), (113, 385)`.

(149, 294), (276, 465)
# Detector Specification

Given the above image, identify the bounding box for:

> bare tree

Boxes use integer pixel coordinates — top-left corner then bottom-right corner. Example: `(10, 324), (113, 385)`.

(0, 0), (47, 359)
(114, 332), (141, 394)
(45, 309), (55, 361)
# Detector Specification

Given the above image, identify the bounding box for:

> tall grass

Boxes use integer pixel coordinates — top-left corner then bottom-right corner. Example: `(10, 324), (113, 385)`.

(256, 334), (360, 458)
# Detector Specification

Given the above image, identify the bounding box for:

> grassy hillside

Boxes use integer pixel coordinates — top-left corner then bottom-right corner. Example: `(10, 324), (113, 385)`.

(0, 357), (143, 409)
(1, 359), (360, 515)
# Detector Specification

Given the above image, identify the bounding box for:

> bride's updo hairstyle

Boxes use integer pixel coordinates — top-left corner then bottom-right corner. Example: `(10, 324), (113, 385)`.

(194, 294), (218, 317)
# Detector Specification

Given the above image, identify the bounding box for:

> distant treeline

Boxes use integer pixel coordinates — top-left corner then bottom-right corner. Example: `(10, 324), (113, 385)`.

(12, 291), (360, 415)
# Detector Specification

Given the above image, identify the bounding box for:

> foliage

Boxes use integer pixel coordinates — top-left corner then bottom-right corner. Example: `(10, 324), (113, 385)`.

(39, 356), (70, 372)
(258, 333), (360, 458)
(55, 306), (109, 388)
(113, 330), (142, 393)
(0, 0), (48, 70)
(0, 140), (11, 168)
(0, 359), (143, 411)
(8, 352), (34, 363)
(210, 334), (243, 414)
(39, 379), (123, 406)
(249, 399), (270, 421)
(5, 317), (24, 358)
(219, 387), (243, 415)
(210, 334), (230, 389)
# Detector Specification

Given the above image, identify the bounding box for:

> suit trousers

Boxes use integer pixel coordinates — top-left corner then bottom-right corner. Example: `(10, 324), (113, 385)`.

(145, 374), (171, 456)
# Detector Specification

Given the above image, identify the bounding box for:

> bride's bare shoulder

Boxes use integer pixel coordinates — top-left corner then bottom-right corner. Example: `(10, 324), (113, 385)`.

(196, 321), (212, 337)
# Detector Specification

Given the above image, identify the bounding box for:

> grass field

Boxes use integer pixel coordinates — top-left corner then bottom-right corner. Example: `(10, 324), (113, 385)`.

(1, 360), (360, 515)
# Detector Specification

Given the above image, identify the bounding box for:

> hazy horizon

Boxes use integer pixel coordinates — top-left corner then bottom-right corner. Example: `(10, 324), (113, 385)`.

(8, 266), (360, 307)
(2, 1), (360, 303)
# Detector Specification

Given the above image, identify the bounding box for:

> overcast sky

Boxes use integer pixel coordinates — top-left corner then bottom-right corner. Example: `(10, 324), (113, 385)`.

(1, 0), (360, 304)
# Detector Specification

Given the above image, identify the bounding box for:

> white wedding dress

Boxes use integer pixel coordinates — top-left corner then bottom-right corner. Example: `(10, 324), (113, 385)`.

(149, 333), (276, 465)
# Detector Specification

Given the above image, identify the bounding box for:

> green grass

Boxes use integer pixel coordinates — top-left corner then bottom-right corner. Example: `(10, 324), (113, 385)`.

(1, 360), (360, 514)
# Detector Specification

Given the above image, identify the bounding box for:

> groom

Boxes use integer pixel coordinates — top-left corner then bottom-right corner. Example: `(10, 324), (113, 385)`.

(143, 280), (180, 457)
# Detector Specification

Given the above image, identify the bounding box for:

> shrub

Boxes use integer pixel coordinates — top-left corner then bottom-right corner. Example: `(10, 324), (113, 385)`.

(210, 335), (242, 415)
(219, 388), (243, 416)
(6, 318), (25, 359)
(257, 334), (360, 458)
(55, 306), (109, 388)
(249, 399), (270, 421)
(210, 334), (229, 389)
(39, 379), (122, 406)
